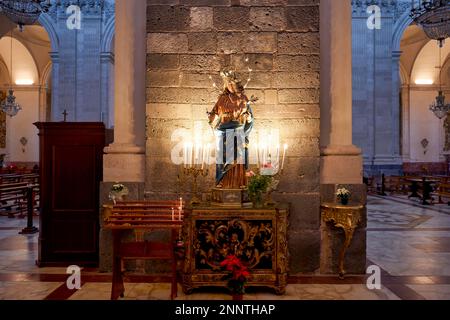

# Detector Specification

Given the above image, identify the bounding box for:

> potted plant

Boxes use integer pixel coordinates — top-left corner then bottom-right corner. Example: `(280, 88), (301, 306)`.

(220, 255), (250, 300)
(336, 187), (351, 205)
(109, 183), (129, 204)
(247, 171), (272, 208)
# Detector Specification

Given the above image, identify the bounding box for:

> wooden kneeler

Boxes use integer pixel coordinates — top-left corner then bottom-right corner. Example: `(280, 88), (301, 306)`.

(104, 201), (184, 300)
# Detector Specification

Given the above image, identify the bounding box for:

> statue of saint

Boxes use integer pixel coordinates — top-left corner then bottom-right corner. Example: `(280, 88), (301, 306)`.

(207, 70), (255, 189)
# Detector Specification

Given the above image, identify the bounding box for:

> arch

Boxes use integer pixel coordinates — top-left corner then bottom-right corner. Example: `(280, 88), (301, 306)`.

(0, 36), (39, 85)
(441, 55), (450, 86)
(399, 62), (409, 86)
(10, 31), (42, 81)
(101, 17), (115, 53)
(392, 11), (414, 52)
(0, 58), (11, 84)
(411, 40), (450, 85)
(40, 60), (52, 87)
(38, 13), (59, 52)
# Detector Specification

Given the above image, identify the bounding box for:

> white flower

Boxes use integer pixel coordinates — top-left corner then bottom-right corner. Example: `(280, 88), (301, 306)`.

(336, 188), (351, 197)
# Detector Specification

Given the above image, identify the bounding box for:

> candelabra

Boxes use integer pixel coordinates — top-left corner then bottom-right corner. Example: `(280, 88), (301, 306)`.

(183, 167), (209, 205)
(264, 169), (284, 207)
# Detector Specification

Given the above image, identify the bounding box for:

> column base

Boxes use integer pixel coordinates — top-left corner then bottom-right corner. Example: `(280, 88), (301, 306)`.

(320, 145), (363, 184)
(103, 143), (145, 182)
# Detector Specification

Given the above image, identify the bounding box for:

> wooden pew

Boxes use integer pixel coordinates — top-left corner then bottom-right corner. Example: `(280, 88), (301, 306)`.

(0, 183), (39, 217)
(431, 183), (450, 205)
(104, 200), (184, 300)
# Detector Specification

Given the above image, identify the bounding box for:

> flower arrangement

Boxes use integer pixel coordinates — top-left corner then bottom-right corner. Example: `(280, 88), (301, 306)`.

(220, 255), (250, 297)
(247, 171), (272, 207)
(336, 187), (351, 205)
(109, 183), (129, 204)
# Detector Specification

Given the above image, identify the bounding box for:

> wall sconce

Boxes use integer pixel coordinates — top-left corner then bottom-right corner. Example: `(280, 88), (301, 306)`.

(20, 136), (28, 153)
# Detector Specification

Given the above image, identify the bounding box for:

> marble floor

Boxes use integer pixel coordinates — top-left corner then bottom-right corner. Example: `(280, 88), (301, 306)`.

(1, 195), (450, 300)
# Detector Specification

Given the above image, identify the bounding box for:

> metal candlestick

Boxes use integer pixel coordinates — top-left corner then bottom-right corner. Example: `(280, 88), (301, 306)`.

(265, 169), (284, 207)
(183, 167), (209, 205)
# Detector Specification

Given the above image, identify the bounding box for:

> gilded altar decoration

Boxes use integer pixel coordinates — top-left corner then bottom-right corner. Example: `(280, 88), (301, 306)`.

(195, 219), (274, 270)
(182, 205), (289, 295)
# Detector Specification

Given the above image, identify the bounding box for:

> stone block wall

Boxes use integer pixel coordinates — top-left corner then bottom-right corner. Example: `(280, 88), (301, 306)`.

(146, 0), (320, 274)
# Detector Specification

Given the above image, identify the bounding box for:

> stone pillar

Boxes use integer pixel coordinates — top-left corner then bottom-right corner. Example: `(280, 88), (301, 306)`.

(401, 84), (411, 162)
(49, 52), (59, 121)
(391, 51), (402, 162)
(100, 52), (114, 128)
(320, 0), (366, 275)
(320, 0), (363, 184)
(103, 0), (146, 182)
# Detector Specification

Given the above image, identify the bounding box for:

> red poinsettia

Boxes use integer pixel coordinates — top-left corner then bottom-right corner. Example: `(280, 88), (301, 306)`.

(220, 255), (250, 294)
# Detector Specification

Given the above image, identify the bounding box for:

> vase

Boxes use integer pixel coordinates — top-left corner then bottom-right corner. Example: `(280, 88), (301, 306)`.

(252, 192), (264, 208)
(232, 294), (243, 301)
(339, 197), (349, 205)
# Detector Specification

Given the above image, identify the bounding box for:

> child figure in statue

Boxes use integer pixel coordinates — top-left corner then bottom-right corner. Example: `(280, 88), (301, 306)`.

(207, 70), (255, 189)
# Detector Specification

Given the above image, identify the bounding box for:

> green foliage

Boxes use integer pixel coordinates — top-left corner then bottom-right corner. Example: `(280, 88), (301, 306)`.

(247, 174), (272, 198)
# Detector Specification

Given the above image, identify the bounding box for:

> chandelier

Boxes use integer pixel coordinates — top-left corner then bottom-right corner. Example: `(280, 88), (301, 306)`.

(410, 0), (450, 44)
(1, 89), (21, 117)
(0, 32), (21, 117)
(428, 42), (450, 119)
(0, 1), (50, 31)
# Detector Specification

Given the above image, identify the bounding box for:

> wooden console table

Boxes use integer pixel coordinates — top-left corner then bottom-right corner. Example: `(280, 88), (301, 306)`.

(182, 204), (289, 295)
(321, 203), (363, 279)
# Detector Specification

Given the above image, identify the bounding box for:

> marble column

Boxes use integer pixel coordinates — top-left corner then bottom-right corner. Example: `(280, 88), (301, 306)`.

(100, 52), (114, 128)
(320, 0), (366, 275)
(401, 84), (411, 162)
(391, 51), (402, 162)
(49, 52), (59, 121)
(320, 0), (363, 184)
(103, 0), (146, 182)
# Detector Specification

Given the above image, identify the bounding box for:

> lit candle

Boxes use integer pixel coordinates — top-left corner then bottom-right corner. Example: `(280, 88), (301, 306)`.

(276, 145), (280, 171)
(179, 197), (183, 209)
(281, 144), (288, 171)
(171, 207), (174, 221)
(184, 143), (188, 168)
(256, 143), (260, 169)
(201, 144), (205, 170)
(178, 206), (182, 221)
(190, 143), (194, 168)
(204, 144), (210, 168)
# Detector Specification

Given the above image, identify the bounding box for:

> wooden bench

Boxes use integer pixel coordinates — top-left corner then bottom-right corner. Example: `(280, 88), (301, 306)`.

(0, 183), (39, 217)
(431, 183), (450, 205)
(104, 200), (185, 300)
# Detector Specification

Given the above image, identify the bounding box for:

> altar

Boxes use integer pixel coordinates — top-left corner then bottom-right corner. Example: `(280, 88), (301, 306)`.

(182, 204), (289, 295)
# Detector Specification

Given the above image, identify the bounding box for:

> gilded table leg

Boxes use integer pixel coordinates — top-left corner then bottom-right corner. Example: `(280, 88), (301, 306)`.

(338, 227), (355, 279)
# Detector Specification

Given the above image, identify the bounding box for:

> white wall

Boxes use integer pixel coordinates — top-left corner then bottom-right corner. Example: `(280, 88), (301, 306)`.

(409, 89), (445, 162)
(5, 88), (40, 163)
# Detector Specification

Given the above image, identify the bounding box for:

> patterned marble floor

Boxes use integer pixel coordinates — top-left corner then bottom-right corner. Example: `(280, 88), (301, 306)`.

(0, 195), (449, 300)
